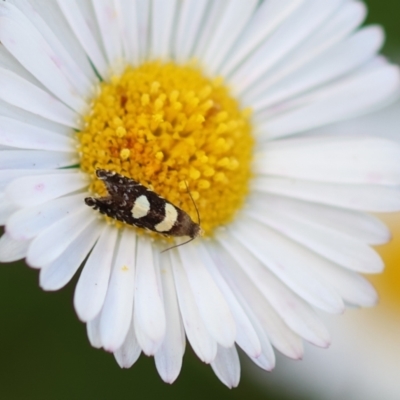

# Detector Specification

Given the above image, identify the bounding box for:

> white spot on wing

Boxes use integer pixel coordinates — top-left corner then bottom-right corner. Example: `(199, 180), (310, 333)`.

(155, 203), (178, 232)
(131, 195), (150, 219)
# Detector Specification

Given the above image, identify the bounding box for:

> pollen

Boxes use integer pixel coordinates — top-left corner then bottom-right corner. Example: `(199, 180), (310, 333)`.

(120, 148), (131, 160)
(78, 61), (253, 236)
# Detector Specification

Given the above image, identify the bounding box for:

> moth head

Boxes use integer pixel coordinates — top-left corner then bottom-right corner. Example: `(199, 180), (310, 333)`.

(96, 169), (114, 180)
(84, 197), (97, 208)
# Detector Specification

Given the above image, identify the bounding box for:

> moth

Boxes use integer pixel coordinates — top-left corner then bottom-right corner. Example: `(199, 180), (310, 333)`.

(85, 169), (201, 249)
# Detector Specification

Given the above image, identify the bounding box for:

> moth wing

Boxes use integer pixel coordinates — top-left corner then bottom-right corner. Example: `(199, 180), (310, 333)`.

(131, 194), (151, 219)
(96, 169), (148, 197)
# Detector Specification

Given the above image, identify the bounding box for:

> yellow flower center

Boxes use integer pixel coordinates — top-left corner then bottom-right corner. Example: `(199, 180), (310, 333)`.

(78, 61), (253, 237)
(373, 215), (400, 310)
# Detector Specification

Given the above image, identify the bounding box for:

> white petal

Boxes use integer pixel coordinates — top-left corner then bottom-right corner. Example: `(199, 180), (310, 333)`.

(248, 193), (390, 245)
(0, 37), (42, 87)
(154, 253), (185, 384)
(135, 0), (151, 63)
(229, 0), (344, 94)
(87, 313), (102, 348)
(114, 314), (141, 369)
(7, 0), (94, 95)
(227, 213), (376, 306)
(193, 1), (229, 59)
(312, 97), (400, 142)
(283, 1), (367, 63)
(174, 0), (209, 63)
(218, 233), (332, 347)
(0, 97), (72, 137)
(245, 312), (277, 371)
(253, 176), (400, 212)
(150, 0), (177, 60)
(0, 3), (87, 112)
(91, 0), (123, 72)
(115, 0), (139, 65)
(211, 345), (240, 389)
(0, 232), (30, 262)
(201, 0), (259, 75)
(133, 237), (166, 355)
(257, 64), (400, 138)
(197, 242), (261, 359)
(220, 0), (303, 77)
(229, 220), (344, 314)
(0, 68), (79, 128)
(0, 169), (72, 192)
(289, 254), (379, 308)
(336, 273), (378, 307)
(243, 2), (368, 104)
(0, 116), (75, 151)
(56, 0), (108, 78)
(208, 243), (302, 360)
(100, 229), (137, 352)
(74, 224), (118, 322)
(0, 150), (77, 170)
(26, 206), (95, 268)
(6, 172), (88, 208)
(170, 250), (217, 363)
(178, 244), (236, 348)
(244, 2), (366, 104)
(39, 218), (102, 291)
(0, 192), (18, 225)
(254, 137), (400, 185)
(244, 207), (384, 274)
(13, 0), (96, 81)
(6, 193), (85, 241)
(250, 26), (383, 111)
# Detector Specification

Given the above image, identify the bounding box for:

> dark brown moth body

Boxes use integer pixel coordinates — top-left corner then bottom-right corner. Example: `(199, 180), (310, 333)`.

(85, 170), (201, 241)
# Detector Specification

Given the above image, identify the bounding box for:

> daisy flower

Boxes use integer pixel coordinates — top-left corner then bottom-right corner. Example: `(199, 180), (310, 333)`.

(1, 0), (400, 388)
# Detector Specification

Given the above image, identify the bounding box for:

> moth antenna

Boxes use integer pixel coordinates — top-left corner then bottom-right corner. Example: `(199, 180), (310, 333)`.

(160, 236), (196, 253)
(184, 180), (201, 226)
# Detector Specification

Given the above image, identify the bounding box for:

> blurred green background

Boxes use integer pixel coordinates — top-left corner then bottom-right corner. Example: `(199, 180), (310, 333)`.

(367, 0), (400, 56)
(1, 1), (400, 399)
